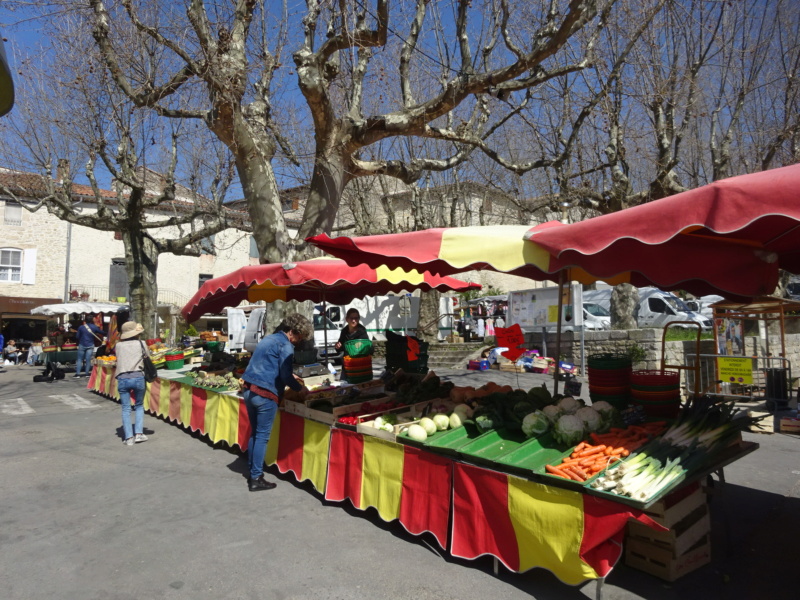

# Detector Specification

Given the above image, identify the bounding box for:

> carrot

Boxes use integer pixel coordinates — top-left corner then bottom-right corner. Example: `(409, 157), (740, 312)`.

(563, 467), (585, 482)
(566, 466), (588, 481)
(610, 447), (626, 456)
(576, 445), (606, 457)
(545, 464), (571, 479)
(574, 442), (587, 452)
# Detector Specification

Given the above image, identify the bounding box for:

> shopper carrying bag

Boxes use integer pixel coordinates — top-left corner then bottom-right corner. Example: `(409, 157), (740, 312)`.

(114, 322), (152, 446)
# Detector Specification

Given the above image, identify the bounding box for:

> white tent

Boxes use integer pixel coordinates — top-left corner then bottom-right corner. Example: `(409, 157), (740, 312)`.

(30, 302), (128, 316)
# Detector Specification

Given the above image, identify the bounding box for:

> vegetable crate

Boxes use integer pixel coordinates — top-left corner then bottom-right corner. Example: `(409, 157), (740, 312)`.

(356, 401), (433, 442)
(625, 484), (712, 581)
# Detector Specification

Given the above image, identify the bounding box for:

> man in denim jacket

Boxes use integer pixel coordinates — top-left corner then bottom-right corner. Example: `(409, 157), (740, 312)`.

(241, 313), (313, 492)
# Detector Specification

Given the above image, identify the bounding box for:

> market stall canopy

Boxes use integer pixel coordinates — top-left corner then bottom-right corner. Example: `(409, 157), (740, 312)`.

(526, 164), (800, 300)
(307, 223), (578, 282)
(181, 258), (480, 323)
(307, 222), (735, 297)
(30, 302), (129, 316)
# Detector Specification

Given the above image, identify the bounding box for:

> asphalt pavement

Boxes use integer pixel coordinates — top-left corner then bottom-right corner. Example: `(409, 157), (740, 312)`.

(1, 363), (798, 600)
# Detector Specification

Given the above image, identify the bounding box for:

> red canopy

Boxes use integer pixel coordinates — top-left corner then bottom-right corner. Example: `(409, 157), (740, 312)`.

(181, 258), (480, 323)
(527, 163), (800, 299)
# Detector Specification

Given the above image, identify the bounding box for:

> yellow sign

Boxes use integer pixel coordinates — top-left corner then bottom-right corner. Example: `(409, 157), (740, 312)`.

(548, 305), (559, 323)
(717, 357), (753, 384)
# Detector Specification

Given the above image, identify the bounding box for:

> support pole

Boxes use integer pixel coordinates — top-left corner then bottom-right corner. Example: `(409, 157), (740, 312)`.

(554, 271), (565, 396)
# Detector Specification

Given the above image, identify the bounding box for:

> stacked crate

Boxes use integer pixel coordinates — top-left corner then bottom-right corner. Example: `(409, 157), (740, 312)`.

(625, 482), (712, 581)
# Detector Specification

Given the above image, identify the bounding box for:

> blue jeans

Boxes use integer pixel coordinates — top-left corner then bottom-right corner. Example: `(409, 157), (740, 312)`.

(119, 375), (146, 440)
(244, 389), (278, 480)
(75, 345), (94, 376)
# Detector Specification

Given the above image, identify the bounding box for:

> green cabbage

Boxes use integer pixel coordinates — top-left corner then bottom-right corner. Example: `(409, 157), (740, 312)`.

(521, 411), (550, 438)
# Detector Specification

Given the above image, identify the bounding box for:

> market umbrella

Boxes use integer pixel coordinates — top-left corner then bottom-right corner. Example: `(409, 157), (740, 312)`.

(182, 258), (479, 323)
(526, 163), (800, 300)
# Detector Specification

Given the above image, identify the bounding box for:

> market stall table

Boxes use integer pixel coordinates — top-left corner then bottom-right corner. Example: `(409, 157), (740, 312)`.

(87, 363), (681, 590)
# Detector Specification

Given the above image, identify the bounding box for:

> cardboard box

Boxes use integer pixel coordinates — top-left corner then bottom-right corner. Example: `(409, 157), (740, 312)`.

(779, 416), (800, 434)
(625, 534), (711, 582)
(499, 363), (526, 373)
(627, 503), (710, 557)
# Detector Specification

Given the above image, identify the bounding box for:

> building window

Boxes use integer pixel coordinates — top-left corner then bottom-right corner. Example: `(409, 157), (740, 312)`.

(199, 273), (213, 289)
(0, 248), (23, 282)
(4, 201), (23, 226)
(249, 236), (259, 259)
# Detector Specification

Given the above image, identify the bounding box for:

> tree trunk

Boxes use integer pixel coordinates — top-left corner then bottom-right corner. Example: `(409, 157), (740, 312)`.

(298, 154), (349, 239)
(610, 284), (639, 330)
(416, 290), (441, 343)
(124, 232), (159, 339)
(231, 133), (288, 264)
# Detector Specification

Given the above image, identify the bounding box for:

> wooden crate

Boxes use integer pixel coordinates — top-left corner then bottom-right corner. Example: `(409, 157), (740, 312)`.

(356, 401), (432, 441)
(640, 483), (707, 528)
(625, 534), (711, 582)
(627, 503), (710, 557)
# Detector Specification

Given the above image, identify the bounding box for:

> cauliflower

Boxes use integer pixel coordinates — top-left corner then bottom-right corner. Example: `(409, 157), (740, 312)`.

(553, 414), (585, 447)
(521, 411), (550, 439)
(542, 404), (563, 424)
(575, 407), (603, 433)
(475, 415), (495, 433)
(556, 396), (583, 415)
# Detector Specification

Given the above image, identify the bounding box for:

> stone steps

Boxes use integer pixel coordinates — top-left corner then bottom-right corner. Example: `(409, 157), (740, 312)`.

(425, 342), (491, 370)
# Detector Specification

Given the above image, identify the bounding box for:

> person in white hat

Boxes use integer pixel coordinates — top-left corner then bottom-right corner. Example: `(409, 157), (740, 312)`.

(114, 321), (151, 446)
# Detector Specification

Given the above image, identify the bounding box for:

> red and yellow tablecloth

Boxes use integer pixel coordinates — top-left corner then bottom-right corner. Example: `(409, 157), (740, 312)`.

(89, 364), (659, 584)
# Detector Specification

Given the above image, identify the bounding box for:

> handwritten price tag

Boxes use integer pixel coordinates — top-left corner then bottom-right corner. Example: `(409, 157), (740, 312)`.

(496, 324), (526, 361)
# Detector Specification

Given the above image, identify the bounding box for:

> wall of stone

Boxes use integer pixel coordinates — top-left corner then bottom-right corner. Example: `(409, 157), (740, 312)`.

(1, 200), (69, 299)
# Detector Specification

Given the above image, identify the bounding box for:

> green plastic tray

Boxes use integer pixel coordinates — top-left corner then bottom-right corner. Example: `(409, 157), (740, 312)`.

(418, 420), (488, 456)
(396, 426), (451, 448)
(491, 432), (578, 486)
(456, 428), (530, 467)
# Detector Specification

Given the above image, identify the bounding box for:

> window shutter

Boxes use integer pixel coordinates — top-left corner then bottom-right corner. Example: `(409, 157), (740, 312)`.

(22, 248), (37, 284)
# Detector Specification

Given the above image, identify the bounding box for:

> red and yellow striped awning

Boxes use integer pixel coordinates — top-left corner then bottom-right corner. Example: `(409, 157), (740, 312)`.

(182, 258), (480, 323)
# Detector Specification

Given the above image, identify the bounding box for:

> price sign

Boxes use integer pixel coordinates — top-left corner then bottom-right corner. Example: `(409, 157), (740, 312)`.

(496, 324), (526, 361)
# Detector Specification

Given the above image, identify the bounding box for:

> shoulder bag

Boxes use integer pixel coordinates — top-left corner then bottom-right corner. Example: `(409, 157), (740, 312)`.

(139, 340), (158, 382)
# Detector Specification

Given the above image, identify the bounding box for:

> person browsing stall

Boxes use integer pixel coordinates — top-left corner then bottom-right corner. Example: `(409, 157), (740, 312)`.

(241, 313), (313, 492)
(73, 315), (105, 378)
(114, 322), (151, 446)
(334, 308), (370, 356)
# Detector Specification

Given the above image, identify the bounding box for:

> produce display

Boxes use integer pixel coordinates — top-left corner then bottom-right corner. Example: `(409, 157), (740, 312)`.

(185, 369), (242, 391)
(545, 422), (667, 483)
(589, 398), (761, 502)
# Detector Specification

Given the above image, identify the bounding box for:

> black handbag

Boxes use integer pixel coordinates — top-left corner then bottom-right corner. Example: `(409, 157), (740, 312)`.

(139, 341), (158, 382)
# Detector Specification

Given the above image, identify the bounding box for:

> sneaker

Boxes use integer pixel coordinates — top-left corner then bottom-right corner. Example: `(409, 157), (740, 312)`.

(248, 475), (277, 492)
(134, 433), (148, 443)
(72, 374), (82, 378)
(124, 437), (135, 446)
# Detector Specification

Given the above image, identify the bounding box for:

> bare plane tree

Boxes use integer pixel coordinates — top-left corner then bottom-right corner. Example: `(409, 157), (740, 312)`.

(0, 25), (237, 335)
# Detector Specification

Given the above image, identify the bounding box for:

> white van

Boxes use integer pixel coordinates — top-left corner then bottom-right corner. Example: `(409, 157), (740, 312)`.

(583, 303), (611, 330)
(582, 287), (712, 330)
(238, 307), (340, 361)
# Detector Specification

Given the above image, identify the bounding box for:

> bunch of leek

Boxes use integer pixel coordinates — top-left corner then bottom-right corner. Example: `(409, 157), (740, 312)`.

(591, 399), (763, 502)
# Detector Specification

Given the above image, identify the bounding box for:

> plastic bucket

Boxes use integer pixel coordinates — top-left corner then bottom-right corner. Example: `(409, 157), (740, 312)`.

(206, 341), (221, 352)
(166, 359), (184, 370)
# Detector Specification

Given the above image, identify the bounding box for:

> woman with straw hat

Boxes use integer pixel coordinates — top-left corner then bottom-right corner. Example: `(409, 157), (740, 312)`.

(115, 321), (152, 446)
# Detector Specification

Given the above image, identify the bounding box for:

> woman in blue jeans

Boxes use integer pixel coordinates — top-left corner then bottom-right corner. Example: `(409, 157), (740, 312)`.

(241, 313), (312, 492)
(113, 321), (151, 446)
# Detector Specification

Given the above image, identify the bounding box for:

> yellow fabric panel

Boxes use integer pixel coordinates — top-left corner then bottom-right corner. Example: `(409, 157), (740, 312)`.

(157, 379), (171, 419)
(179, 383), (193, 427)
(439, 226), (552, 272)
(247, 282), (289, 303)
(507, 476), (598, 584)
(264, 410), (281, 466)
(375, 264), (424, 285)
(205, 391), (241, 446)
(301, 418), (331, 493)
(360, 436), (404, 522)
